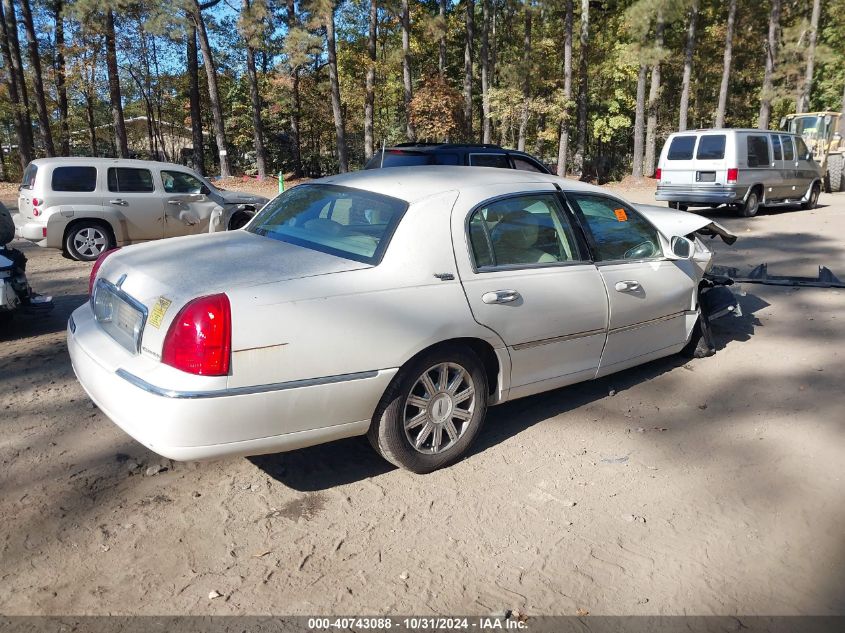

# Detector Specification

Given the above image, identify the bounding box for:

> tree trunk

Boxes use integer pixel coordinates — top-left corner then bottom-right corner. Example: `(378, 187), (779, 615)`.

(758, 0), (781, 130)
(192, 0), (231, 177)
(678, 0), (699, 132)
(0, 0), (32, 167)
(401, 0), (414, 141)
(19, 0), (55, 156)
(632, 63), (647, 179)
(325, 4), (348, 173)
(286, 0), (303, 177)
(644, 11), (664, 178)
(518, 5), (531, 152)
(364, 0), (377, 160)
(438, 0), (446, 78)
(186, 22), (205, 174)
(85, 48), (98, 155)
(53, 0), (70, 155)
(573, 0), (588, 175)
(797, 0), (821, 114)
(242, 0), (267, 179)
(2, 0), (34, 165)
(481, 0), (491, 144)
(105, 9), (129, 158)
(715, 0), (736, 128)
(464, 0), (475, 139)
(556, 0), (573, 177)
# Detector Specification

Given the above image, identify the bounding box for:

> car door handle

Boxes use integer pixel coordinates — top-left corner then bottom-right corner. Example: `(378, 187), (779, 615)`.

(482, 290), (521, 304)
(167, 200), (184, 206)
(615, 280), (641, 292)
(109, 199), (128, 206)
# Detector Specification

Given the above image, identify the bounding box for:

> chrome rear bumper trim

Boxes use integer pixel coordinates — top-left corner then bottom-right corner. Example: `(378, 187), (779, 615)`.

(115, 368), (381, 400)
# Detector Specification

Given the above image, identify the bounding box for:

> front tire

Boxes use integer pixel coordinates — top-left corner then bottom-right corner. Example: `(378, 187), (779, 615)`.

(802, 182), (821, 210)
(739, 190), (760, 217)
(368, 348), (489, 473)
(65, 222), (115, 261)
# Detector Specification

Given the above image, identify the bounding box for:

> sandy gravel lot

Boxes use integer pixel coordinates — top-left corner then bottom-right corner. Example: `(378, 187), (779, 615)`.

(1, 183), (843, 616)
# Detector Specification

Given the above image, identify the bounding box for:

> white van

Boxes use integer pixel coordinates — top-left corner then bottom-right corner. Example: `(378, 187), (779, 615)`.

(655, 129), (823, 217)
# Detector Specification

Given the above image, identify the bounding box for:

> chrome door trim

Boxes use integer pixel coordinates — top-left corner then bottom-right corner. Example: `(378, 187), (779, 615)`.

(512, 327), (605, 351)
(607, 310), (690, 335)
(115, 368), (381, 399)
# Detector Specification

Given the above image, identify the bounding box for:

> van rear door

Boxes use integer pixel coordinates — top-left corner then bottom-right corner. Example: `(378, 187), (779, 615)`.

(693, 133), (728, 187)
(659, 134), (698, 185)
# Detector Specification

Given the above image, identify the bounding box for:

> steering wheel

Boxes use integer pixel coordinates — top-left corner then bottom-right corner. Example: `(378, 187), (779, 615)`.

(623, 241), (656, 259)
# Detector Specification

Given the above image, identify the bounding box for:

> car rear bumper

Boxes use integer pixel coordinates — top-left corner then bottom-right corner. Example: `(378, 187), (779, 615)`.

(18, 220), (49, 246)
(68, 303), (396, 461)
(655, 185), (746, 205)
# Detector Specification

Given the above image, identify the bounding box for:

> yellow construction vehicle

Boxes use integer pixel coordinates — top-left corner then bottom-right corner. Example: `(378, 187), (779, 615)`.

(781, 111), (845, 193)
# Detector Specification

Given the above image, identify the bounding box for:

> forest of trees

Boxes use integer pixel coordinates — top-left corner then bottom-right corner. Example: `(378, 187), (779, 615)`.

(1, 0), (844, 183)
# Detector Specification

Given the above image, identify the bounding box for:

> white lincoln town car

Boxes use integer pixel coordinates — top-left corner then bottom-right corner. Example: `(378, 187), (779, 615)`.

(68, 167), (735, 472)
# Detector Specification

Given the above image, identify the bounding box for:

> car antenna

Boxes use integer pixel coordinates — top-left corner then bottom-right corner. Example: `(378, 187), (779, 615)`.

(380, 139), (386, 168)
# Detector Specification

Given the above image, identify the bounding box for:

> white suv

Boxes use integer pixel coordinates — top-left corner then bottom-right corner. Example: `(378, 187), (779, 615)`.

(17, 158), (269, 261)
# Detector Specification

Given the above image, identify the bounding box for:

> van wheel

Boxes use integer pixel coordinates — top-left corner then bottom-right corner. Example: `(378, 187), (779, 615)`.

(801, 183), (821, 210)
(739, 190), (760, 217)
(65, 222), (115, 261)
(368, 347), (488, 473)
(668, 202), (688, 211)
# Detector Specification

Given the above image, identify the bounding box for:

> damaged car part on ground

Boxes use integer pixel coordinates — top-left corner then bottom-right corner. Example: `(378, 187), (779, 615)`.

(68, 168), (738, 473)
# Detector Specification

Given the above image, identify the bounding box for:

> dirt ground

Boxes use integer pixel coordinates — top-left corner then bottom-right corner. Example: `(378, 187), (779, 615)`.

(1, 181), (843, 617)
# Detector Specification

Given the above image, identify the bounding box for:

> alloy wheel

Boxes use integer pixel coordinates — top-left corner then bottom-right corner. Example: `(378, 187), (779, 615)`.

(403, 362), (476, 455)
(73, 227), (108, 258)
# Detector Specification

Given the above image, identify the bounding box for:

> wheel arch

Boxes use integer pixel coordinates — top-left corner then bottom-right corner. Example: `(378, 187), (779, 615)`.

(62, 217), (117, 252)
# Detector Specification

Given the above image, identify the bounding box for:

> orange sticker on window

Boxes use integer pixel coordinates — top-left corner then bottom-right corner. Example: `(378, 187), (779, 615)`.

(614, 208), (628, 222)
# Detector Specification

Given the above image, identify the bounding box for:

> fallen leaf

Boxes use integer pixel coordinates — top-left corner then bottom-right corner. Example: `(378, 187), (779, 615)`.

(252, 550), (273, 558)
(576, 608), (589, 617)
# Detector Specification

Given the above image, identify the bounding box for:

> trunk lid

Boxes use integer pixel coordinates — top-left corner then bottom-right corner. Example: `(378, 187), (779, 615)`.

(98, 230), (371, 315)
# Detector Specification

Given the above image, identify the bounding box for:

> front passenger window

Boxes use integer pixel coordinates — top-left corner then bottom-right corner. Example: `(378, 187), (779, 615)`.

(161, 170), (205, 194)
(468, 194), (580, 268)
(567, 193), (662, 261)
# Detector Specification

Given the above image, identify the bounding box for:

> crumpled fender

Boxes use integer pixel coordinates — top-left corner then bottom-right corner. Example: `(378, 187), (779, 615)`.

(634, 204), (737, 244)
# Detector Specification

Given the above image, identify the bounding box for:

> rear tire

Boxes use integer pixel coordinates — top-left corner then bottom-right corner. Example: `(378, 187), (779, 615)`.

(828, 154), (844, 193)
(367, 347), (489, 473)
(668, 202), (689, 211)
(65, 221), (115, 262)
(801, 182), (821, 210)
(739, 190), (760, 217)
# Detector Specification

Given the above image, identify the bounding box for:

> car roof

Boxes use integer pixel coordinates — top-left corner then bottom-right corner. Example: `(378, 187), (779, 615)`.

(29, 157), (195, 171)
(315, 166), (611, 204)
(669, 129), (799, 136)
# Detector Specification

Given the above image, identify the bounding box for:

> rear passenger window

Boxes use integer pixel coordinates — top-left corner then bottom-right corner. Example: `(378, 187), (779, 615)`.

(107, 167), (154, 193)
(771, 135), (782, 160)
(511, 157), (545, 172)
(468, 194), (580, 268)
(747, 136), (770, 168)
(51, 166), (97, 192)
(469, 154), (510, 168)
(781, 136), (795, 161)
(667, 136), (696, 160)
(696, 135), (726, 160)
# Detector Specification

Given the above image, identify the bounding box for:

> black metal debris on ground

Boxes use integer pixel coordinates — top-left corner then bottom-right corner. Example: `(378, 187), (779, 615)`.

(712, 264), (845, 288)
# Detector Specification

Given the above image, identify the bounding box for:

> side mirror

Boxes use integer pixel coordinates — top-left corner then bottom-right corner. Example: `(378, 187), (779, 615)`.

(201, 185), (210, 195)
(669, 235), (694, 260)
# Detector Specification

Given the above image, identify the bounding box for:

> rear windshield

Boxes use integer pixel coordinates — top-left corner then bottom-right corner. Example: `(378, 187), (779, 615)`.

(248, 184), (408, 265)
(20, 163), (37, 189)
(52, 166), (97, 192)
(696, 135), (726, 160)
(667, 136), (696, 160)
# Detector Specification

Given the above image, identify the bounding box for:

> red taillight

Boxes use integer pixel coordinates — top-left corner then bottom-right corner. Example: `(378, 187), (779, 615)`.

(88, 248), (120, 295)
(655, 168), (662, 181)
(162, 294), (231, 376)
(727, 168), (738, 184)
(33, 208), (40, 216)
(32, 198), (41, 206)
